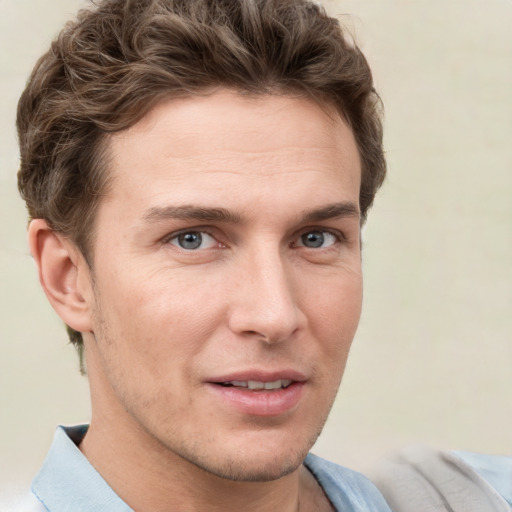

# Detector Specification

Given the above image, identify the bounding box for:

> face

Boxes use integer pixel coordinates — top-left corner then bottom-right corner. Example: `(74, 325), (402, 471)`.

(83, 90), (362, 481)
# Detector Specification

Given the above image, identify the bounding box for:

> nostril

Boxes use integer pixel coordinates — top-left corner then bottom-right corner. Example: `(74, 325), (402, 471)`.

(246, 330), (264, 337)
(243, 330), (271, 342)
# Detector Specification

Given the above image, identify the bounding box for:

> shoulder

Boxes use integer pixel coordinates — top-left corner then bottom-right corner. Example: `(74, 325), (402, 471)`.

(369, 446), (512, 512)
(305, 453), (392, 511)
(0, 491), (47, 512)
(452, 451), (512, 507)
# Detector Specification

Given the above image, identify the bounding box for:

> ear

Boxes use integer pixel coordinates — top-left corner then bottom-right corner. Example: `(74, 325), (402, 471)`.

(28, 219), (94, 334)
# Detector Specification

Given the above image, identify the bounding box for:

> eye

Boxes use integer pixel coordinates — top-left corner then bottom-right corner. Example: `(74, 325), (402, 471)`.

(169, 231), (218, 250)
(296, 230), (338, 249)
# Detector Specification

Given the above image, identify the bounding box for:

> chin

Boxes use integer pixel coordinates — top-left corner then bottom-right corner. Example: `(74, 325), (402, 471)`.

(176, 426), (323, 483)
(191, 448), (306, 482)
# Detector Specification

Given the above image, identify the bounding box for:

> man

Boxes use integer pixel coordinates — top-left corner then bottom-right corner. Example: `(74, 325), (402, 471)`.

(14, 1), (512, 511)
(17, 1), (391, 510)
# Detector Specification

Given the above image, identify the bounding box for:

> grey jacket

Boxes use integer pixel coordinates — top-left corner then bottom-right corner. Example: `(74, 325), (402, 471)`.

(370, 446), (512, 512)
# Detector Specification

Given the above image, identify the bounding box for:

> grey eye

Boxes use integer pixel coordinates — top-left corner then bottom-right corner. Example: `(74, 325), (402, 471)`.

(301, 231), (325, 248)
(169, 231), (217, 250)
(298, 230), (338, 249)
(176, 232), (203, 250)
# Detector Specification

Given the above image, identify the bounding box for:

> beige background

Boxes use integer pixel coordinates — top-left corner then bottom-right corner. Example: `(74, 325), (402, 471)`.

(1, 0), (511, 500)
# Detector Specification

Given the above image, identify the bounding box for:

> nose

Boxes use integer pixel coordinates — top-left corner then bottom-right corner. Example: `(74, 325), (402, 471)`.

(227, 248), (307, 344)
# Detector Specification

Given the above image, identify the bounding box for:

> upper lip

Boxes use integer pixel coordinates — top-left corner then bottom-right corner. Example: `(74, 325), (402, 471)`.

(206, 369), (307, 384)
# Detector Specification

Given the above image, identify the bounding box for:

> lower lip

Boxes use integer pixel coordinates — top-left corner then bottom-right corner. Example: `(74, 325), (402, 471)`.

(206, 382), (305, 417)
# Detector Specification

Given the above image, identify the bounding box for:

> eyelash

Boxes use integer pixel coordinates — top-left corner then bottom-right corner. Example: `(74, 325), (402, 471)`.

(167, 230), (219, 251)
(163, 227), (345, 251)
(292, 229), (344, 250)
(161, 227), (220, 250)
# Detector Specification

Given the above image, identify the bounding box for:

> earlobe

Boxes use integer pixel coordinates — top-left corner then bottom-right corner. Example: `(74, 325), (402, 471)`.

(28, 219), (94, 334)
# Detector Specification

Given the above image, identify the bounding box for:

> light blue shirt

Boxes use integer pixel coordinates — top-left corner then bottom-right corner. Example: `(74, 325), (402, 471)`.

(26, 425), (392, 511)
(453, 451), (512, 508)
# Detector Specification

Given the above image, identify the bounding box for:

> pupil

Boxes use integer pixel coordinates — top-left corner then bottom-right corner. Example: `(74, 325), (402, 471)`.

(303, 231), (324, 248)
(179, 232), (202, 249)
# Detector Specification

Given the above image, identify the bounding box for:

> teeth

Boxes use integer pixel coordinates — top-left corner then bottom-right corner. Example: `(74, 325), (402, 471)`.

(248, 380), (265, 390)
(223, 379), (293, 390)
(230, 380), (247, 387)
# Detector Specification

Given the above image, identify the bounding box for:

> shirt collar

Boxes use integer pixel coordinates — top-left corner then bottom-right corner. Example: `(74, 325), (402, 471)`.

(33, 425), (391, 512)
(31, 425), (133, 512)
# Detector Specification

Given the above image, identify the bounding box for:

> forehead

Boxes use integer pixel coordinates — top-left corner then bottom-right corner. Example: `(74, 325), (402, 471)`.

(103, 90), (361, 215)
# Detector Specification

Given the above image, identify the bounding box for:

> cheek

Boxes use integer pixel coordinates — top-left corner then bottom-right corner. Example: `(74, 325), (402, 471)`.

(313, 276), (362, 385)
(302, 272), (363, 386)
(307, 271), (363, 334)
(94, 270), (223, 366)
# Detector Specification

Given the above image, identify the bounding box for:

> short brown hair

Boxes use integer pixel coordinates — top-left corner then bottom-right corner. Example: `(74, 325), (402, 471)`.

(17, 0), (386, 348)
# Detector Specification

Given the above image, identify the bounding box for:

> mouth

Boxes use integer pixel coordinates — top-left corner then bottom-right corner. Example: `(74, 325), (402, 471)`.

(205, 372), (306, 416)
(216, 379), (293, 391)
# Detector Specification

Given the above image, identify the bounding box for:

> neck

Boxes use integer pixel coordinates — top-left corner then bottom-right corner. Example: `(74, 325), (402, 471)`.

(81, 419), (307, 512)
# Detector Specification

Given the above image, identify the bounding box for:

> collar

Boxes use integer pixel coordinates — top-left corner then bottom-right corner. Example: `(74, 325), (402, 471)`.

(304, 453), (392, 511)
(31, 425), (133, 512)
(33, 425), (391, 512)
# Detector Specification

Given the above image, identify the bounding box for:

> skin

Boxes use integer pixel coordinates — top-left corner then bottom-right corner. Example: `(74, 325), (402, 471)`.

(30, 90), (363, 511)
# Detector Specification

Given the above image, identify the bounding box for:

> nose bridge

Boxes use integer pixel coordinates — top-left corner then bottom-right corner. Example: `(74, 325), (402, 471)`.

(228, 242), (304, 343)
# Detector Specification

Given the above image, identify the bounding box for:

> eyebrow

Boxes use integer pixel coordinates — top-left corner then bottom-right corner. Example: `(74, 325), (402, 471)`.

(299, 202), (360, 223)
(142, 201), (360, 225)
(142, 205), (242, 224)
